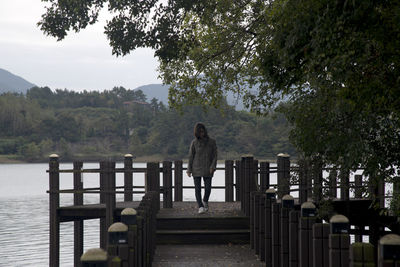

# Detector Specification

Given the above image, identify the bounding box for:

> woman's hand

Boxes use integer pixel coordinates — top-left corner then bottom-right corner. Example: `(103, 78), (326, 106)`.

(186, 171), (192, 177)
(210, 168), (215, 175)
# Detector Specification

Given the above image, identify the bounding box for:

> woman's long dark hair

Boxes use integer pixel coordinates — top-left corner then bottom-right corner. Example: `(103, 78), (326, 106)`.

(194, 122), (209, 139)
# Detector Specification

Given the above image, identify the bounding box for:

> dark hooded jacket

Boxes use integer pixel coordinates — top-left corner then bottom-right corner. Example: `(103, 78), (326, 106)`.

(187, 137), (217, 177)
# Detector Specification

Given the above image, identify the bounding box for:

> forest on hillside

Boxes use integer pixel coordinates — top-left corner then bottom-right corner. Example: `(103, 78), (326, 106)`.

(0, 86), (295, 162)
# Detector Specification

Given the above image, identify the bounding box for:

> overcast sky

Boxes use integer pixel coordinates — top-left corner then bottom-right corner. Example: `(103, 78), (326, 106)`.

(0, 0), (162, 91)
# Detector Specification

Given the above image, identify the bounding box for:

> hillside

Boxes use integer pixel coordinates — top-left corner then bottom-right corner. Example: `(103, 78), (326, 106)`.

(135, 83), (246, 110)
(0, 68), (36, 94)
(0, 67), (246, 109)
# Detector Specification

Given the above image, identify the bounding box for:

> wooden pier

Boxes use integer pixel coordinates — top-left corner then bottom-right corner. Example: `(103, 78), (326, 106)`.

(47, 154), (400, 267)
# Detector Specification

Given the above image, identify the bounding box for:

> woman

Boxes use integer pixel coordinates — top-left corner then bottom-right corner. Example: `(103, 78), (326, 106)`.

(187, 122), (218, 214)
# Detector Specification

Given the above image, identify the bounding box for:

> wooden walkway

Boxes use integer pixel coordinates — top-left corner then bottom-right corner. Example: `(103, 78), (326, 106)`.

(153, 202), (262, 266)
(153, 244), (264, 267)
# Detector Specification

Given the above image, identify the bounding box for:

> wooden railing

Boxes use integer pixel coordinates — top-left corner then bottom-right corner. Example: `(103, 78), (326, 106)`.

(48, 153), (400, 267)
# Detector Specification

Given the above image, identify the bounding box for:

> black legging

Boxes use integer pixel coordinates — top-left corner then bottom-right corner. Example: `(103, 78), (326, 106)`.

(193, 176), (212, 208)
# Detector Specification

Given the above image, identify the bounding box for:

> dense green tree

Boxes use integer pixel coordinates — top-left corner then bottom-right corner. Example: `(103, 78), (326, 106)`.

(38, 0), (400, 186)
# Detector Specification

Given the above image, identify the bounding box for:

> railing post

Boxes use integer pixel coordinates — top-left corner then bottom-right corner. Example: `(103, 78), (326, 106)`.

(146, 162), (160, 210)
(289, 210), (300, 267)
(272, 201), (281, 267)
(124, 154), (134, 202)
(243, 156), (255, 216)
(107, 222), (129, 266)
(49, 154), (60, 267)
(162, 161), (173, 208)
(100, 161), (107, 249)
(81, 248), (108, 267)
(312, 159), (323, 203)
(277, 153), (290, 199)
(281, 195), (295, 267)
(313, 223), (329, 267)
(106, 162), (116, 241)
(265, 188), (277, 266)
(225, 160), (234, 202)
(329, 215), (350, 267)
(136, 214), (144, 267)
(329, 168), (338, 199)
(299, 201), (317, 267)
(350, 242), (375, 267)
(378, 234), (400, 267)
(340, 168), (350, 201)
(174, 160), (183, 202)
(354, 174), (363, 243)
(235, 160), (242, 201)
(74, 161), (84, 267)
(121, 208), (138, 267)
(260, 161), (270, 193)
(259, 192), (266, 261)
(254, 159), (259, 190)
(251, 191), (262, 252)
(298, 159), (308, 204)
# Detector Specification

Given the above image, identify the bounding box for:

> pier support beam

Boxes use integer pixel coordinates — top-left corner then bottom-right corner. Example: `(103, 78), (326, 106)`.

(74, 161), (84, 267)
(49, 154), (60, 267)
(124, 154), (134, 202)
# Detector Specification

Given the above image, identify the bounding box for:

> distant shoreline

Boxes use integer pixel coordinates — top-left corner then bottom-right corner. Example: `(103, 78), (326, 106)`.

(0, 154), (281, 164)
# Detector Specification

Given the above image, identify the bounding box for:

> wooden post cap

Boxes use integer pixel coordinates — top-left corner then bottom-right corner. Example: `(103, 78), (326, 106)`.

(379, 234), (400, 245)
(379, 234), (400, 261)
(108, 222), (128, 232)
(81, 248), (108, 262)
(330, 214), (349, 224)
(282, 194), (294, 200)
(282, 194), (295, 208)
(266, 188), (276, 194)
(301, 201), (316, 209)
(330, 214), (349, 234)
(266, 188), (276, 199)
(301, 201), (316, 217)
(121, 208), (137, 215)
(241, 154), (254, 159)
(121, 208), (137, 225)
(49, 154), (59, 159)
(124, 154), (133, 158)
(108, 223), (128, 245)
(277, 153), (290, 157)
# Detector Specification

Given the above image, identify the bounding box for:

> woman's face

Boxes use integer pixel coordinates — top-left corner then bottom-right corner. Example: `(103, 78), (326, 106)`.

(199, 128), (205, 138)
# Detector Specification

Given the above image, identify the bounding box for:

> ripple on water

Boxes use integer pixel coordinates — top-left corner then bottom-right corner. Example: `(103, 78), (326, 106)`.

(0, 195), (100, 267)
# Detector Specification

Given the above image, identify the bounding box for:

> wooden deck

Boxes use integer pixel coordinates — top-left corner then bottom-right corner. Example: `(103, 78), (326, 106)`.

(153, 244), (264, 266)
(153, 202), (260, 266)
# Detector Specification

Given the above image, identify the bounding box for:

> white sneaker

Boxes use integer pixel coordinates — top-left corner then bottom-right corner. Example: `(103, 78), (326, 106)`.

(198, 207), (206, 214)
(203, 202), (209, 212)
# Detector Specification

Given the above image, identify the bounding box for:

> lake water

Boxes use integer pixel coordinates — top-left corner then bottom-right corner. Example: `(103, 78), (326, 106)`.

(0, 162), (250, 267)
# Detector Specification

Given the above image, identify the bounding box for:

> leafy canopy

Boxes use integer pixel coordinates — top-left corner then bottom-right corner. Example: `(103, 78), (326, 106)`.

(39, 0), (400, 182)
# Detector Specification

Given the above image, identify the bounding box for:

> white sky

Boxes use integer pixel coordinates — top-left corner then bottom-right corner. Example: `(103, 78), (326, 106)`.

(0, 0), (162, 91)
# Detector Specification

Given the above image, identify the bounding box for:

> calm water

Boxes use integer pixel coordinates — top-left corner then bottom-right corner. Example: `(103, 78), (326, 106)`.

(0, 162), (243, 267)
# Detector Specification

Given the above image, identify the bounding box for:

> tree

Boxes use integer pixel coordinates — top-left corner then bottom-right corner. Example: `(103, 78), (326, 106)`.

(38, 0), (400, 190)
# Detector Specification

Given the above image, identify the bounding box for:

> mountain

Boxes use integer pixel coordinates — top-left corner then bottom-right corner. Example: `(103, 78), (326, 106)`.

(134, 83), (246, 110)
(0, 68), (36, 94)
(134, 84), (170, 104)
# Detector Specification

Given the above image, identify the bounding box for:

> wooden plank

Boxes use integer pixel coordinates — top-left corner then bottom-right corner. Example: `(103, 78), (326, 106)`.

(49, 155), (60, 267)
(73, 161), (83, 267)
(162, 161), (173, 208)
(260, 162), (270, 193)
(174, 161), (183, 202)
(225, 160), (234, 202)
(124, 155), (134, 201)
